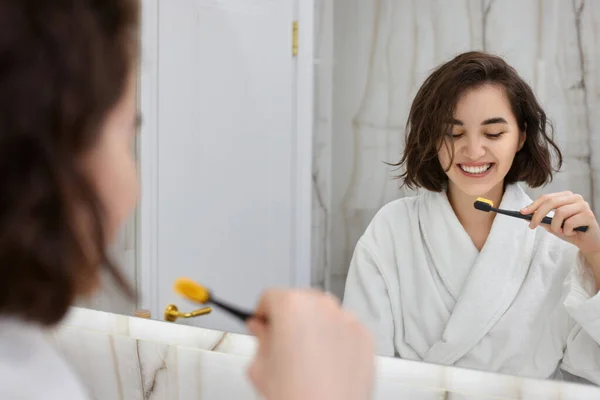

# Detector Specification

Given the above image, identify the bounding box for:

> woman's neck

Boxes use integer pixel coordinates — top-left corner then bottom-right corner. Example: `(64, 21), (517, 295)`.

(446, 182), (505, 251)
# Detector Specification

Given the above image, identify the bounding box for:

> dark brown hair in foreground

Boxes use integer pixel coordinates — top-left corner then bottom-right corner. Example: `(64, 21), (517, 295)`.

(0, 0), (139, 325)
(392, 51), (562, 192)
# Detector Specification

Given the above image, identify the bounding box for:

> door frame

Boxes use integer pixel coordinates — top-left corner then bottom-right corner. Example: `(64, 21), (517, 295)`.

(136, 0), (314, 317)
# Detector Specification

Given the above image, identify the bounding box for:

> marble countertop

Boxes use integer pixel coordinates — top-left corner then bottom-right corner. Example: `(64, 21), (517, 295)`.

(57, 307), (600, 400)
(61, 307), (256, 356)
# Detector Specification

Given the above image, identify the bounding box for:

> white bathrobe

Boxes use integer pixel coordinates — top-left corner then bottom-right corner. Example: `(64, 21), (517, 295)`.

(0, 318), (90, 399)
(343, 184), (600, 384)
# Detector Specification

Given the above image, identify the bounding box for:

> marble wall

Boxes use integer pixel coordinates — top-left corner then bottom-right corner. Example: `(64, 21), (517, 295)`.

(312, 0), (334, 290)
(312, 0), (600, 298)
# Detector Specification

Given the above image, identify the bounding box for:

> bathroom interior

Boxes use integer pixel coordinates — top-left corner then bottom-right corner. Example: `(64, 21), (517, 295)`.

(57, 0), (600, 399)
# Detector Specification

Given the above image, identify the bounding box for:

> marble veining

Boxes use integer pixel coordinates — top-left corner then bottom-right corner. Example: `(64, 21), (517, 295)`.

(51, 325), (259, 400)
(61, 307), (257, 357)
(52, 307), (600, 400)
(311, 0), (334, 291)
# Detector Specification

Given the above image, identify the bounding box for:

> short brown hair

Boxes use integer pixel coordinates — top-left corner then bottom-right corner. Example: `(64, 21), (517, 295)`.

(0, 0), (139, 325)
(393, 51), (562, 192)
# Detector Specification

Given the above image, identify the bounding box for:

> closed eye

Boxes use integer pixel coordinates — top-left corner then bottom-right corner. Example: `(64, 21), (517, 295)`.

(485, 132), (505, 139)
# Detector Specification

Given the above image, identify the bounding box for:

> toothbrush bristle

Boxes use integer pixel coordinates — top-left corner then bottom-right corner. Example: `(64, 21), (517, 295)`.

(474, 198), (494, 212)
(476, 197), (494, 206)
(174, 278), (210, 304)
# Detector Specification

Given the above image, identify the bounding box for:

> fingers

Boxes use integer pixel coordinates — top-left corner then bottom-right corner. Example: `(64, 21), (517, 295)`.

(521, 191), (573, 214)
(550, 203), (583, 236)
(521, 191), (595, 236)
(254, 288), (340, 322)
(253, 288), (303, 322)
(562, 209), (595, 237)
(530, 194), (576, 229)
(246, 288), (375, 400)
(342, 311), (375, 353)
(315, 291), (342, 311)
(522, 192), (584, 229)
(247, 318), (267, 340)
(247, 360), (265, 396)
(252, 288), (285, 319)
(246, 318), (268, 396)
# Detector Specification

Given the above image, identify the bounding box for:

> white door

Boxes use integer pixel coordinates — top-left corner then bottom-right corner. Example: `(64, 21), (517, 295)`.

(138, 0), (313, 334)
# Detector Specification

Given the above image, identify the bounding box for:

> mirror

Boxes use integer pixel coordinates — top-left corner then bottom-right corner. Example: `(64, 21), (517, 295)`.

(72, 0), (600, 389)
(317, 0), (599, 388)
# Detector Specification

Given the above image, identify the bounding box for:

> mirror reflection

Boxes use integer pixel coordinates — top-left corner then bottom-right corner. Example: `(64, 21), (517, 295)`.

(313, 0), (600, 387)
(343, 49), (600, 385)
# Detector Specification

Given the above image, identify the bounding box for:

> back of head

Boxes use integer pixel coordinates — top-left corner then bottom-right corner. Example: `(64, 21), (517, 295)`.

(0, 0), (139, 325)
(395, 51), (562, 192)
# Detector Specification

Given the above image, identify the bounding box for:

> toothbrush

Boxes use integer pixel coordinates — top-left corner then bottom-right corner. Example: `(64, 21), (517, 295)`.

(473, 197), (588, 233)
(173, 277), (264, 322)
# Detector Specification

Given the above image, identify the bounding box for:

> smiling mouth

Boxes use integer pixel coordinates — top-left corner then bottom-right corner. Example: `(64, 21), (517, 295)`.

(458, 163), (493, 175)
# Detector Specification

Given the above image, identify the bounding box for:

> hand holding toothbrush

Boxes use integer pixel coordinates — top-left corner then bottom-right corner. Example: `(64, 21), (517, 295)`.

(247, 290), (375, 400)
(522, 191), (600, 290)
(173, 280), (375, 400)
(521, 191), (600, 255)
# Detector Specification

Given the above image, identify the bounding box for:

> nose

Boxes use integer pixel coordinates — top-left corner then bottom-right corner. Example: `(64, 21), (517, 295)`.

(461, 135), (486, 160)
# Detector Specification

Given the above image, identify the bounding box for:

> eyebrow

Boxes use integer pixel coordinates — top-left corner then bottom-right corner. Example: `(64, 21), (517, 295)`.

(451, 117), (508, 126)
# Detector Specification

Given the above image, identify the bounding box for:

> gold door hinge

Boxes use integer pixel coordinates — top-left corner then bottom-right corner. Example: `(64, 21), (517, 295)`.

(292, 21), (298, 56)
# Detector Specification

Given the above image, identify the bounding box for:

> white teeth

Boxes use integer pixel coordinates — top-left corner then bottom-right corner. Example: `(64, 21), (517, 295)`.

(460, 164), (492, 174)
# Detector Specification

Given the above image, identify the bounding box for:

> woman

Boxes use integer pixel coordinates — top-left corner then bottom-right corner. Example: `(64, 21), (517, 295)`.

(343, 51), (600, 384)
(0, 1), (374, 399)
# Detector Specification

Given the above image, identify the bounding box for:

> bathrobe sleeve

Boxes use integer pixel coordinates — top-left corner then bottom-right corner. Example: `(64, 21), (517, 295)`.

(561, 252), (600, 384)
(342, 238), (396, 357)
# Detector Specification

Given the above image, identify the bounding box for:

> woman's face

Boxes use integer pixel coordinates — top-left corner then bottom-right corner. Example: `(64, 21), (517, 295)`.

(82, 73), (139, 245)
(438, 84), (525, 197)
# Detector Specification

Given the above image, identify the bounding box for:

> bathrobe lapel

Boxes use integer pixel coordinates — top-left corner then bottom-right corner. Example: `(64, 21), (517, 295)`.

(419, 184), (535, 365)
